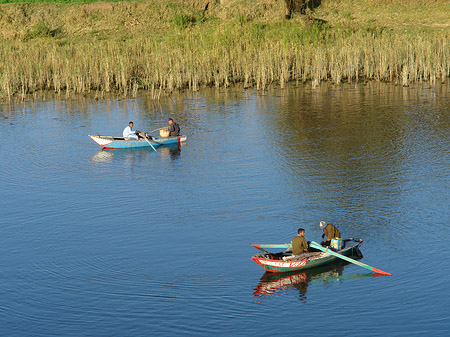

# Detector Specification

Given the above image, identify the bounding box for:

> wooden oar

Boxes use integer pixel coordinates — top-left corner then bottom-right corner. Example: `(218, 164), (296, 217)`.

(252, 244), (291, 250)
(251, 244), (291, 254)
(147, 127), (167, 134)
(142, 134), (157, 152)
(309, 241), (391, 276)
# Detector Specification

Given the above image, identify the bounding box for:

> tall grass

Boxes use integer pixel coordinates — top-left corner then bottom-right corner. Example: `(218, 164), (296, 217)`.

(0, 0), (449, 99)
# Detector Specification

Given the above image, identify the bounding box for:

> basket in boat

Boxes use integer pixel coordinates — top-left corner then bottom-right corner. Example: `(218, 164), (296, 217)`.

(160, 128), (170, 137)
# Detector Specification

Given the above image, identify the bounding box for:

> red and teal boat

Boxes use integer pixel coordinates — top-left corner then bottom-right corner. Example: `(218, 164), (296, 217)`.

(251, 238), (363, 273)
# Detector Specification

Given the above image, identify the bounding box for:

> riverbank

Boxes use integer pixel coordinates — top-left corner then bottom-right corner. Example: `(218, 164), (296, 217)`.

(1, 0), (449, 99)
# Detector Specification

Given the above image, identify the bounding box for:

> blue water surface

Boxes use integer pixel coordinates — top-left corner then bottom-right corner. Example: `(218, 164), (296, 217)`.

(1, 83), (450, 336)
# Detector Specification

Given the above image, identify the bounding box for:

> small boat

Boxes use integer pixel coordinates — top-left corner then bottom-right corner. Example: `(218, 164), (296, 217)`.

(88, 134), (187, 149)
(251, 238), (363, 273)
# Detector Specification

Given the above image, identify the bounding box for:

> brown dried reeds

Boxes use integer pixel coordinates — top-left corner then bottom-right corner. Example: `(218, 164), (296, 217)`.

(0, 0), (449, 99)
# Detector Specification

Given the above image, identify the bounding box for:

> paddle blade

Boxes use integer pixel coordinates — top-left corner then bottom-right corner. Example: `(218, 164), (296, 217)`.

(371, 268), (391, 276)
(143, 137), (157, 151)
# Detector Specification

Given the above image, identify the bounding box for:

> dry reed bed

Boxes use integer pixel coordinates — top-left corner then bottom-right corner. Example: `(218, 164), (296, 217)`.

(1, 29), (449, 99)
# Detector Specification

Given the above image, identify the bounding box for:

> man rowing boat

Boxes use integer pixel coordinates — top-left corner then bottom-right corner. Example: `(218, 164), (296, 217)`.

(291, 228), (309, 255)
(123, 121), (141, 140)
(123, 121), (150, 140)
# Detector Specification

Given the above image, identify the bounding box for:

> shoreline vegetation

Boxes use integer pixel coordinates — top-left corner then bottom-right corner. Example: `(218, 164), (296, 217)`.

(0, 0), (449, 100)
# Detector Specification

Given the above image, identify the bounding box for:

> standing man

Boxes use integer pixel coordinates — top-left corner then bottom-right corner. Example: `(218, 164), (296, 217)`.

(320, 221), (341, 245)
(123, 121), (141, 140)
(168, 118), (180, 137)
(291, 228), (309, 255)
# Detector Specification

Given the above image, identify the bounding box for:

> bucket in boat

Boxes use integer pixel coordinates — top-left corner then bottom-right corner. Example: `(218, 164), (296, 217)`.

(160, 129), (170, 137)
(330, 239), (343, 250)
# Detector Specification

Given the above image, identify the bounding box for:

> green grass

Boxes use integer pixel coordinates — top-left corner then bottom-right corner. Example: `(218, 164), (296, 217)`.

(23, 22), (62, 40)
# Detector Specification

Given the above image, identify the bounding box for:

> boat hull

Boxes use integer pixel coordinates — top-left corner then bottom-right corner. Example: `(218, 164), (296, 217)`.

(252, 239), (362, 273)
(89, 135), (187, 149)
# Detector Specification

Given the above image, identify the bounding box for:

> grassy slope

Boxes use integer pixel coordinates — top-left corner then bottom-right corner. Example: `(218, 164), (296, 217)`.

(1, 0), (449, 39)
(317, 0), (450, 32)
(0, 0), (449, 97)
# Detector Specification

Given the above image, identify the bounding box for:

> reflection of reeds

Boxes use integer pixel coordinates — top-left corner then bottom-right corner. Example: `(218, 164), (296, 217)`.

(0, 2), (449, 99)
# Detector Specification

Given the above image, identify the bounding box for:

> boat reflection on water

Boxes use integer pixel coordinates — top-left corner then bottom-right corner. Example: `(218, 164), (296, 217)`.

(253, 259), (380, 302)
(91, 144), (181, 164)
(91, 147), (155, 164)
(91, 148), (115, 163)
(159, 144), (181, 160)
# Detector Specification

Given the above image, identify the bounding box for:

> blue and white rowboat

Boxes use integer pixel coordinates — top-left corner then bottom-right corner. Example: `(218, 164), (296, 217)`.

(89, 135), (187, 149)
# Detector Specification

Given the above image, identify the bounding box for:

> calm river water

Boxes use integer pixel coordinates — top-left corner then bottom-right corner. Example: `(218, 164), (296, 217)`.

(1, 83), (450, 336)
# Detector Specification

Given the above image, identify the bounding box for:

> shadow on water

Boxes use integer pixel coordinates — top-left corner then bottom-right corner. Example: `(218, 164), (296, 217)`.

(259, 82), (450, 240)
(253, 255), (382, 302)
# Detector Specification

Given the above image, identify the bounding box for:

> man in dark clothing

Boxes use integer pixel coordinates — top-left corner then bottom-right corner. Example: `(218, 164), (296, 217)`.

(291, 228), (309, 255)
(168, 118), (180, 137)
(319, 221), (341, 246)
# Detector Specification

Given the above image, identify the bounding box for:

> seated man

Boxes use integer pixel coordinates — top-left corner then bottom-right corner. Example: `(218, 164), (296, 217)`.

(319, 221), (341, 246)
(291, 228), (309, 255)
(123, 121), (140, 140)
(168, 118), (180, 137)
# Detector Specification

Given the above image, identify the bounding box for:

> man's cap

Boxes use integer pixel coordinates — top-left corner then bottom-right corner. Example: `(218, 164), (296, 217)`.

(168, 118), (173, 122)
(319, 221), (327, 229)
(129, 121), (133, 124)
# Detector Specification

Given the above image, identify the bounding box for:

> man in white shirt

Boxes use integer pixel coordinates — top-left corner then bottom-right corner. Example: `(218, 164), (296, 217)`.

(123, 121), (139, 140)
